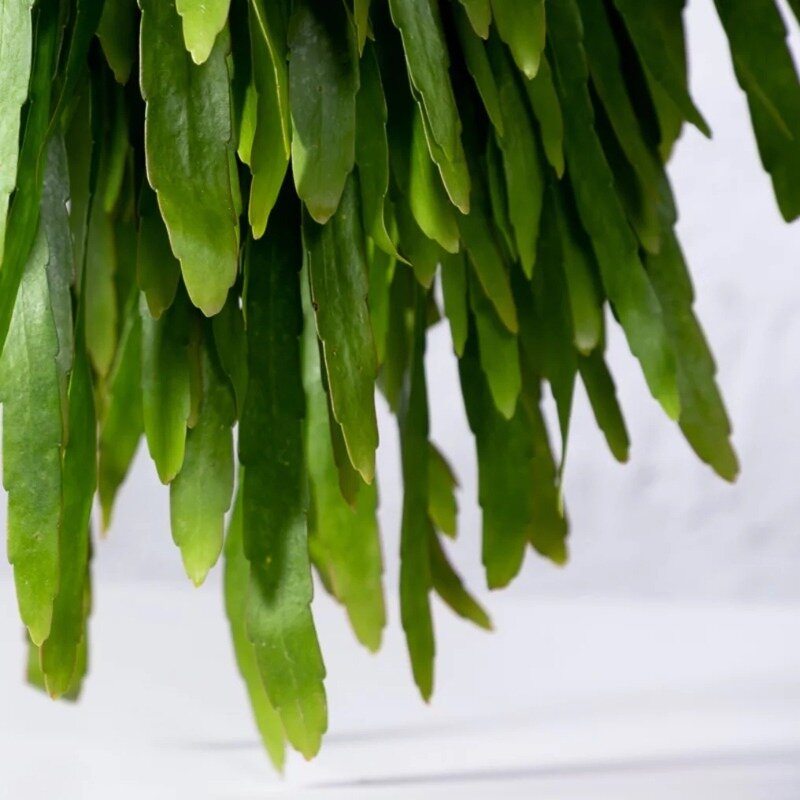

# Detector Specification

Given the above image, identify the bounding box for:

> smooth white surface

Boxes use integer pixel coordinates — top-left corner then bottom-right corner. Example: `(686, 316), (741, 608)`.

(2, 579), (800, 798)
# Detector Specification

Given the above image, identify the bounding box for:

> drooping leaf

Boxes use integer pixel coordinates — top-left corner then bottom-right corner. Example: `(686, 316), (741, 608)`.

(0, 226), (61, 646)
(457, 0), (491, 39)
(399, 289), (435, 700)
(548, 0), (680, 421)
(140, 0), (240, 316)
(304, 174), (379, 483)
(223, 485), (286, 772)
(170, 332), (236, 585)
(303, 279), (385, 651)
(176, 0), (231, 64)
(440, 250), (468, 357)
(140, 290), (191, 484)
(97, 0), (138, 84)
(490, 0), (545, 79)
(427, 443), (458, 538)
(289, 0), (358, 224)
(240, 198), (327, 759)
(523, 55), (564, 177)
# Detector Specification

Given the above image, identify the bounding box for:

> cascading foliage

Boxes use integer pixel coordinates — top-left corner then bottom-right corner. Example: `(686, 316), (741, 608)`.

(2, 0), (799, 768)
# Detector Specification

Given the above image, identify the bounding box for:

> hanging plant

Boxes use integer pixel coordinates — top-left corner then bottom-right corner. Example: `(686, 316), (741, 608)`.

(2, 0), (799, 769)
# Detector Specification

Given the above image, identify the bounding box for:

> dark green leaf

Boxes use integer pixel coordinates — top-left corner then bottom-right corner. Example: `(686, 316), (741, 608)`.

(440, 250), (468, 357)
(427, 443), (458, 538)
(97, 0), (138, 84)
(490, 0), (545, 79)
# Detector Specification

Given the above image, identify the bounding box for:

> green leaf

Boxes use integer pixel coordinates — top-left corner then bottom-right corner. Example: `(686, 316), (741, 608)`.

(240, 201), (327, 759)
(458, 323), (529, 589)
(429, 532), (492, 630)
(548, 0), (679, 421)
(524, 55), (565, 177)
(0, 0), (32, 264)
(289, 0), (358, 223)
(490, 0), (545, 79)
(136, 183), (180, 320)
(487, 37), (545, 278)
(388, 0), (471, 212)
(84, 199), (117, 378)
(394, 197), (441, 288)
(212, 289), (248, 416)
(223, 485), (286, 772)
(407, 107), (460, 254)
(141, 291), (191, 484)
(302, 280), (385, 651)
(140, 0), (239, 316)
(98, 301), (143, 528)
(646, 223), (738, 481)
(611, 0), (710, 136)
(713, 0), (800, 221)
(248, 0), (290, 237)
(578, 346), (630, 464)
(453, 6), (504, 135)
(0, 3), (58, 356)
(176, 0), (231, 64)
(427, 443), (458, 538)
(469, 275), (521, 420)
(457, 0), (491, 39)
(399, 290), (435, 700)
(304, 174), (379, 483)
(97, 0), (138, 84)
(356, 44), (400, 259)
(0, 226), (61, 646)
(354, 0), (371, 52)
(41, 336), (96, 698)
(170, 333), (236, 585)
(368, 242), (396, 365)
(440, 250), (468, 357)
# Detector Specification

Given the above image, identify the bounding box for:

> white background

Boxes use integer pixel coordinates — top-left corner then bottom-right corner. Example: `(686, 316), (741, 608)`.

(2, 2), (800, 797)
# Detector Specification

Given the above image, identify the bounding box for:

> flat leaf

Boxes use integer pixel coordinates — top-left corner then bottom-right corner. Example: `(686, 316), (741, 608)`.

(368, 242), (396, 365)
(170, 333), (236, 585)
(398, 290), (435, 700)
(136, 183), (180, 320)
(388, 0), (470, 212)
(0, 226), (61, 646)
(0, 3), (58, 356)
(303, 280), (385, 651)
(429, 533), (491, 630)
(41, 337), (96, 698)
(646, 223), (738, 480)
(289, 0), (358, 223)
(98, 303), (143, 528)
(141, 291), (191, 484)
(611, 0), (710, 136)
(304, 174), (379, 483)
(240, 199), (327, 759)
(354, 0), (370, 52)
(223, 486), (286, 772)
(84, 200), (117, 378)
(548, 0), (680, 420)
(578, 346), (630, 463)
(97, 0), (138, 83)
(0, 0), (32, 264)
(212, 289), (248, 416)
(713, 0), (800, 221)
(427, 443), (458, 538)
(176, 0), (231, 64)
(457, 0), (491, 39)
(140, 0), (239, 316)
(490, 0), (545, 79)
(440, 250), (468, 357)
(248, 0), (290, 237)
(524, 55), (564, 177)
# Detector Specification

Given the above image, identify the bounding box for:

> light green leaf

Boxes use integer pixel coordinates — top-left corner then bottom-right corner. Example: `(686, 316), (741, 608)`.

(427, 443), (458, 538)
(289, 0), (358, 223)
(248, 0), (290, 237)
(240, 202), (327, 760)
(0, 0), (32, 264)
(141, 291), (191, 484)
(490, 0), (545, 79)
(223, 485), (286, 772)
(1, 226), (61, 646)
(176, 0), (231, 64)
(140, 0), (239, 316)
(304, 174), (379, 483)
(170, 334), (236, 586)
(303, 280), (385, 651)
